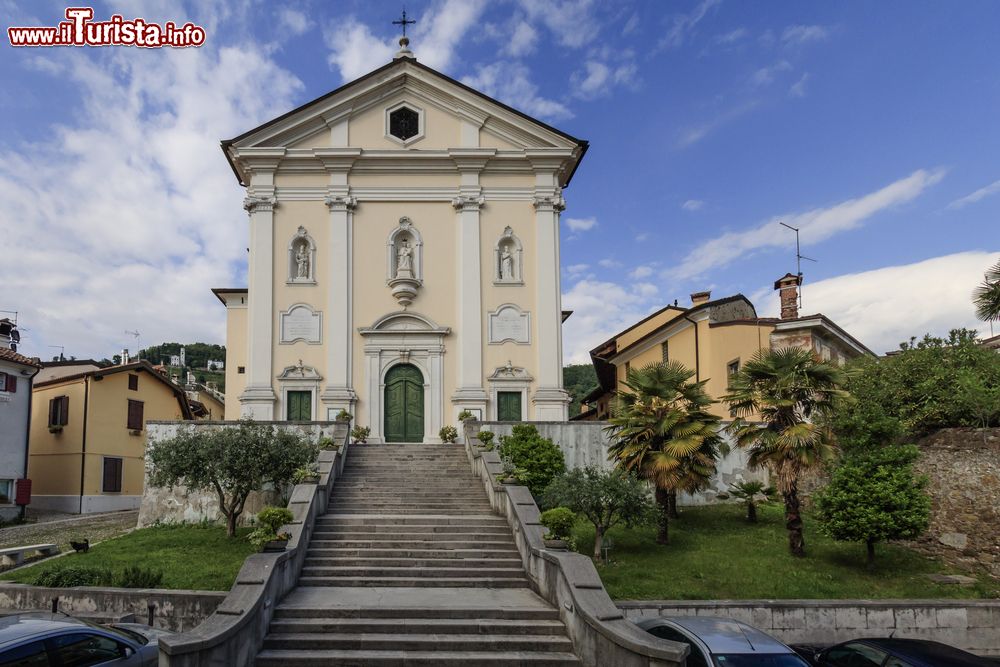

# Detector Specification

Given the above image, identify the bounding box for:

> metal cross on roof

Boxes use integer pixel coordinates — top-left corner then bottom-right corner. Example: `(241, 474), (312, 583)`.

(393, 9), (416, 37)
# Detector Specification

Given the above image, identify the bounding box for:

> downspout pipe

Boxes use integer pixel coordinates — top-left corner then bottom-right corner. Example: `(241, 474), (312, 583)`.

(21, 366), (40, 520)
(79, 377), (90, 514)
(684, 314), (701, 382)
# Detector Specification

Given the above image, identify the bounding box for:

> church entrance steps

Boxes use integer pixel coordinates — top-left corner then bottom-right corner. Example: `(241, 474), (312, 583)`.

(255, 444), (581, 665)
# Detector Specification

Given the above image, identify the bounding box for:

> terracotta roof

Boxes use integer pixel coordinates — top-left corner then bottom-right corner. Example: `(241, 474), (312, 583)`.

(0, 347), (42, 369)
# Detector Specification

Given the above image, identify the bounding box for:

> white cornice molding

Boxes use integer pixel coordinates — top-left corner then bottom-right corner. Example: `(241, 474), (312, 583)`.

(532, 193), (566, 212)
(243, 195), (277, 213)
(451, 194), (485, 211)
(324, 193), (357, 211)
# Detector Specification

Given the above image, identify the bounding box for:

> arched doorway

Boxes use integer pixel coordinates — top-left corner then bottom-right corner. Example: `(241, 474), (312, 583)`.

(384, 364), (424, 443)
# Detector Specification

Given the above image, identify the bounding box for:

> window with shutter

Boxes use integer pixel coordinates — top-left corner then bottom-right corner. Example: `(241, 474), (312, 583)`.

(49, 396), (69, 427)
(661, 341), (669, 363)
(128, 374), (138, 391)
(103, 458), (123, 493)
(127, 399), (144, 431)
(1, 373), (15, 393)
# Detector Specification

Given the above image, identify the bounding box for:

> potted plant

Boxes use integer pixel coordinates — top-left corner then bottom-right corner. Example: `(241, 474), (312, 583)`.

(335, 409), (352, 423)
(498, 452), (518, 484)
(439, 425), (458, 443)
(540, 507), (576, 550)
(248, 506), (294, 552)
(457, 409), (475, 422)
(292, 462), (320, 484)
(318, 436), (340, 451)
(350, 425), (370, 444)
(476, 430), (495, 451)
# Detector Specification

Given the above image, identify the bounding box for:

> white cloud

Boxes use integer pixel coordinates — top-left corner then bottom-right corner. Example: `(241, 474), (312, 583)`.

(622, 12), (640, 36)
(326, 0), (487, 81)
(789, 72), (810, 98)
(947, 179), (1000, 210)
(565, 216), (597, 232)
(629, 265), (654, 279)
(598, 258), (622, 269)
(678, 100), (761, 148)
(682, 199), (704, 211)
(570, 60), (638, 99)
(1, 27), (304, 361)
(518, 0), (599, 49)
(462, 62), (572, 121)
(755, 251), (999, 354)
(566, 263), (590, 276)
(661, 0), (721, 49)
(782, 24), (829, 46)
(750, 60), (792, 87)
(562, 279), (663, 363)
(672, 169), (947, 279)
(506, 20), (538, 57)
(635, 232), (650, 242)
(277, 8), (310, 36)
(715, 27), (748, 44)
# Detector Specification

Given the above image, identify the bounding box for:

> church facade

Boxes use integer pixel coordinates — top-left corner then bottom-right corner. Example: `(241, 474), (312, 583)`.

(215, 43), (587, 442)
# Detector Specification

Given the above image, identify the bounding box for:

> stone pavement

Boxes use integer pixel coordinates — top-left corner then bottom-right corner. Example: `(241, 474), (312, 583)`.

(0, 510), (137, 552)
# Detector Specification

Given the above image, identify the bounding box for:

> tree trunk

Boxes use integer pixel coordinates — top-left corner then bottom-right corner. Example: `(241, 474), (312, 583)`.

(747, 501), (757, 523)
(225, 510), (238, 538)
(655, 487), (670, 545)
(667, 490), (679, 519)
(593, 526), (604, 560)
(866, 538), (877, 570)
(782, 486), (805, 557)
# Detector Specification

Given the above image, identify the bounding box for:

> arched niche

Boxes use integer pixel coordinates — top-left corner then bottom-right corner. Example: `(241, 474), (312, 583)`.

(386, 217), (424, 284)
(288, 226), (316, 284)
(494, 226), (523, 285)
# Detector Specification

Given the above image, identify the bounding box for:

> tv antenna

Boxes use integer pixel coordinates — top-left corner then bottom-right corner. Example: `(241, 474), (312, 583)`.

(48, 345), (65, 362)
(779, 222), (816, 308)
(125, 330), (141, 360)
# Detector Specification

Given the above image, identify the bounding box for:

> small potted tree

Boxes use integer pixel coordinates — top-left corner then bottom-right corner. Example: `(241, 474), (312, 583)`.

(477, 430), (495, 451)
(350, 425), (370, 444)
(457, 410), (475, 422)
(293, 462), (320, 485)
(335, 409), (352, 424)
(248, 506), (294, 552)
(439, 425), (458, 443)
(498, 452), (518, 484)
(540, 507), (576, 550)
(318, 436), (340, 451)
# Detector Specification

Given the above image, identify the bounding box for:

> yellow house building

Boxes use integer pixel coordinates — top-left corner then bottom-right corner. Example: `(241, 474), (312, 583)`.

(577, 274), (873, 420)
(215, 39), (587, 440)
(28, 361), (193, 513)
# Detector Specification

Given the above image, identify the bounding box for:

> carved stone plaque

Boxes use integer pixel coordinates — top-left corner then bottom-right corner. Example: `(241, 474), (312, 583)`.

(280, 305), (322, 344)
(488, 305), (530, 344)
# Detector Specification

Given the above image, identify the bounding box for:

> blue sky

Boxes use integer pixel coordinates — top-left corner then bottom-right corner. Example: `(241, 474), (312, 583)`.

(2, 0), (998, 363)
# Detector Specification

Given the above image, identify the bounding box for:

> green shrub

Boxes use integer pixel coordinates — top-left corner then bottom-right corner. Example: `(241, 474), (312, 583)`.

(498, 424), (565, 495)
(116, 566), (164, 589)
(539, 507), (576, 540)
(350, 426), (370, 443)
(335, 409), (353, 422)
(439, 425), (459, 443)
(476, 430), (495, 449)
(292, 463), (319, 484)
(33, 566), (114, 588)
(318, 436), (338, 450)
(457, 410), (475, 421)
(256, 506), (293, 534)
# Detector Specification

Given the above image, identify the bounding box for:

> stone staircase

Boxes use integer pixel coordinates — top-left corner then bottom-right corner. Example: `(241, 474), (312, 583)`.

(255, 443), (581, 666)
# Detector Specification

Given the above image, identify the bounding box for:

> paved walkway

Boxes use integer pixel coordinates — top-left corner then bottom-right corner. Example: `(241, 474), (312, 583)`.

(0, 510), (138, 551)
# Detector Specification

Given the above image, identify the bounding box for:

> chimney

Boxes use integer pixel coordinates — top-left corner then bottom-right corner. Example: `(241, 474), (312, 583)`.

(774, 273), (803, 319)
(121, 348), (130, 365)
(690, 290), (711, 306)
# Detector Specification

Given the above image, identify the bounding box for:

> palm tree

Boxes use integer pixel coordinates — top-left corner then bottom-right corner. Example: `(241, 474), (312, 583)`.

(605, 361), (723, 545)
(723, 347), (850, 557)
(727, 480), (776, 523)
(974, 259), (1000, 323)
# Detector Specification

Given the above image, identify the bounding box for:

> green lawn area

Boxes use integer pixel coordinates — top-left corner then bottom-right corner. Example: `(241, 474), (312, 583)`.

(1, 524), (255, 591)
(573, 504), (1000, 600)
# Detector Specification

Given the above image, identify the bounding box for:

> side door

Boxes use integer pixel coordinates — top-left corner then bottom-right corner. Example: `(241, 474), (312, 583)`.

(46, 632), (140, 666)
(0, 639), (51, 666)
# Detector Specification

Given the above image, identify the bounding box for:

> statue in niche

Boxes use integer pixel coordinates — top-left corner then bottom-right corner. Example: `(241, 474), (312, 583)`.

(500, 245), (514, 280)
(295, 243), (310, 279)
(396, 238), (414, 278)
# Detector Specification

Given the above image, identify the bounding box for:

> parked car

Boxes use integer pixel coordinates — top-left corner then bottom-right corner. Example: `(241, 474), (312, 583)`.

(0, 612), (171, 666)
(635, 615), (812, 666)
(792, 638), (996, 667)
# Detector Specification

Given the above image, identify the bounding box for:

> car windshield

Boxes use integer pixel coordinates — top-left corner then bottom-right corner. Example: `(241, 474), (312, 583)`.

(715, 654), (811, 667)
(106, 624), (149, 646)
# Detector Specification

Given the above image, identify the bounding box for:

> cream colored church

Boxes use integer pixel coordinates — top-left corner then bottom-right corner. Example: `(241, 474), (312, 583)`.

(214, 39), (587, 442)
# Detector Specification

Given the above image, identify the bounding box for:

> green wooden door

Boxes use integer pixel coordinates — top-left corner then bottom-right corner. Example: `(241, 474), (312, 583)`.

(497, 391), (522, 422)
(286, 391), (311, 421)
(384, 364), (424, 442)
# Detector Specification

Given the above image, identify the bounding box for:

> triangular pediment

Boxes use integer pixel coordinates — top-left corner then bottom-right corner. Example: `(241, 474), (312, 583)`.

(222, 56), (586, 184)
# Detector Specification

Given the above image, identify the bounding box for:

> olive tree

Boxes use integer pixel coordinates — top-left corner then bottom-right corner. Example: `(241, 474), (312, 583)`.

(147, 419), (318, 536)
(543, 466), (651, 559)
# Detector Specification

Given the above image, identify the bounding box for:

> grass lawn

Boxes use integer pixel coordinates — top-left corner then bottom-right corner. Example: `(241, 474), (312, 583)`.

(573, 503), (1000, 600)
(0, 523), (255, 591)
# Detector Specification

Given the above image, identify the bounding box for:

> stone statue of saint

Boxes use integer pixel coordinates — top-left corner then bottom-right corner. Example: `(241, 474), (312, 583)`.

(396, 239), (413, 277)
(500, 247), (514, 280)
(295, 245), (309, 279)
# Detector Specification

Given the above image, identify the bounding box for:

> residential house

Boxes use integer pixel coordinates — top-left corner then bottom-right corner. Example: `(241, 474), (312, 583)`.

(577, 274), (873, 421)
(28, 360), (193, 513)
(0, 321), (41, 521)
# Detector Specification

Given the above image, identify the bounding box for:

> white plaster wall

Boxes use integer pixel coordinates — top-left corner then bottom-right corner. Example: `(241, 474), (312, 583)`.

(0, 361), (31, 520)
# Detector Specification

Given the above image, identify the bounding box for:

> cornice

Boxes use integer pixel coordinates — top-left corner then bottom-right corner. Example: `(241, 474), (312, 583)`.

(452, 194), (486, 211)
(243, 195), (277, 213)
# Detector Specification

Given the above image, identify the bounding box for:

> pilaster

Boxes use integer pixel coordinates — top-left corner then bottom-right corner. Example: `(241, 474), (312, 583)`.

(239, 191), (278, 419)
(531, 186), (570, 420)
(320, 191), (358, 418)
(450, 189), (488, 418)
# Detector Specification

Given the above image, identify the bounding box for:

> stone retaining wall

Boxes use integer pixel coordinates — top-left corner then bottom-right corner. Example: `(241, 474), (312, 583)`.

(616, 599), (1000, 656)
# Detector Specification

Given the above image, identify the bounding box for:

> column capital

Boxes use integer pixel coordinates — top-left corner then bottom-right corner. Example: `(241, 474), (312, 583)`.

(532, 193), (566, 212)
(324, 193), (358, 212)
(243, 195), (277, 214)
(452, 194), (485, 212)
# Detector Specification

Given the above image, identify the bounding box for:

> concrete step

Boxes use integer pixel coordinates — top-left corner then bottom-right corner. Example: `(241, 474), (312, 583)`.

(311, 531), (513, 542)
(303, 557), (524, 568)
(316, 515), (508, 526)
(255, 648), (580, 666)
(306, 548), (520, 559)
(311, 524), (511, 534)
(308, 539), (518, 550)
(266, 617), (567, 635)
(297, 576), (530, 588)
(327, 508), (496, 515)
(272, 605), (561, 621)
(261, 632), (574, 652)
(300, 566), (527, 578)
